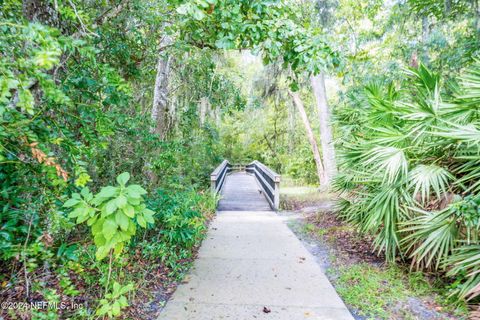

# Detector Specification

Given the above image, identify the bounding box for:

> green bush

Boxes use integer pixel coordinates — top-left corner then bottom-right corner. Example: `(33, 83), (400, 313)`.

(335, 62), (480, 302)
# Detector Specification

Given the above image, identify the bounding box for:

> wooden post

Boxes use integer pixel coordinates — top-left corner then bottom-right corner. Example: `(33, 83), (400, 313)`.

(274, 175), (281, 210)
(210, 174), (217, 194)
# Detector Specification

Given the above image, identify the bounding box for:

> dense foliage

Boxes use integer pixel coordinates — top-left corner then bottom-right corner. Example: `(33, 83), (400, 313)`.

(0, 0), (234, 318)
(336, 62), (480, 301)
(2, 0), (480, 318)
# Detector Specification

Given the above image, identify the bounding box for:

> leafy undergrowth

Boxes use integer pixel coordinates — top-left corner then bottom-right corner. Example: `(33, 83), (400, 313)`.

(0, 188), (216, 320)
(283, 193), (470, 320)
(304, 212), (468, 319)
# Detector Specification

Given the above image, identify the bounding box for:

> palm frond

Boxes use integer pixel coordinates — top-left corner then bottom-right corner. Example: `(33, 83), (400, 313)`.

(408, 164), (453, 203)
(363, 187), (412, 261)
(401, 206), (459, 270)
(446, 244), (480, 300)
(363, 146), (408, 184)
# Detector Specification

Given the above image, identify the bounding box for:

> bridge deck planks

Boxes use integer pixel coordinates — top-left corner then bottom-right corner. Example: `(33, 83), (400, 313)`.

(217, 172), (272, 211)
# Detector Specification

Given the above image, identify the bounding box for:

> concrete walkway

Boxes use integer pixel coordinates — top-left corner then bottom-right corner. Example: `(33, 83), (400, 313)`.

(159, 174), (353, 320)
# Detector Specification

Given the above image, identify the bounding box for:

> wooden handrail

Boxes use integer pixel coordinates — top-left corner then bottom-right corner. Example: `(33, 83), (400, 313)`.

(245, 160), (281, 210)
(210, 160), (231, 194)
(211, 159), (281, 210)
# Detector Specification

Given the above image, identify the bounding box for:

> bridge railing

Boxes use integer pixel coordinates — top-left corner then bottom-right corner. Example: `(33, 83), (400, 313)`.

(246, 160), (281, 210)
(210, 160), (231, 194)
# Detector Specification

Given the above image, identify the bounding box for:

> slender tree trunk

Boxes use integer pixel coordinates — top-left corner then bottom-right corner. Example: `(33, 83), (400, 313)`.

(287, 100), (295, 153)
(199, 97), (209, 126)
(444, 0), (451, 15)
(214, 107), (220, 126)
(151, 34), (172, 139)
(310, 73), (337, 187)
(475, 0), (480, 38)
(421, 15), (430, 63)
(288, 90), (326, 187)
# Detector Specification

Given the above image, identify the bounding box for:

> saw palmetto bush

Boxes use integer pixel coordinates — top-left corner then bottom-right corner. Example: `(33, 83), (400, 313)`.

(335, 61), (480, 302)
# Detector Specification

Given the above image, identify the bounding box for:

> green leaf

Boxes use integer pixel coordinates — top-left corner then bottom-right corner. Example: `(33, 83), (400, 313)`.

(118, 295), (128, 307)
(176, 4), (189, 15)
(95, 245), (110, 261)
(126, 185), (147, 198)
(97, 186), (118, 199)
(143, 209), (155, 224)
(115, 211), (129, 231)
(87, 216), (98, 226)
(105, 199), (118, 215)
(76, 208), (91, 224)
(127, 197), (141, 205)
(137, 215), (147, 228)
(68, 207), (83, 219)
(111, 301), (120, 316)
(116, 172), (130, 186)
(102, 218), (118, 240)
(113, 282), (121, 296)
(215, 37), (235, 49)
(63, 198), (80, 208)
(92, 218), (104, 236)
(116, 195), (127, 208)
(95, 304), (110, 316)
(122, 204), (135, 218)
(119, 283), (134, 296)
(114, 242), (124, 257)
(17, 88), (34, 114)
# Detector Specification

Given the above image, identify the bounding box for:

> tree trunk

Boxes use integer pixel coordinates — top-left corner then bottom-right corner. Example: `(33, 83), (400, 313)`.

(310, 73), (337, 187)
(475, 0), (480, 38)
(288, 90), (326, 187)
(151, 34), (172, 139)
(421, 15), (430, 63)
(199, 97), (209, 126)
(287, 100), (296, 153)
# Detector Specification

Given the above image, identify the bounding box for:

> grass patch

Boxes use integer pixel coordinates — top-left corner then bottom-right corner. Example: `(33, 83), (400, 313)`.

(279, 180), (334, 210)
(332, 263), (468, 319)
(333, 263), (407, 319)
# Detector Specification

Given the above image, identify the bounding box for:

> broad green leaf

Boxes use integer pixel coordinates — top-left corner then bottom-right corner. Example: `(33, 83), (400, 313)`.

(95, 245), (110, 261)
(94, 232), (106, 247)
(63, 198), (80, 208)
(113, 282), (121, 295)
(87, 215), (98, 226)
(137, 215), (146, 228)
(126, 185), (147, 198)
(116, 195), (127, 208)
(116, 172), (130, 186)
(112, 301), (121, 316)
(118, 295), (128, 307)
(127, 197), (141, 205)
(76, 209), (91, 224)
(68, 207), (83, 218)
(105, 199), (118, 215)
(143, 209), (155, 224)
(80, 187), (92, 200)
(115, 211), (129, 231)
(92, 218), (104, 235)
(114, 242), (124, 257)
(122, 204), (135, 218)
(119, 283), (134, 296)
(95, 302), (110, 316)
(97, 186), (118, 199)
(102, 218), (118, 240)
(17, 88), (34, 114)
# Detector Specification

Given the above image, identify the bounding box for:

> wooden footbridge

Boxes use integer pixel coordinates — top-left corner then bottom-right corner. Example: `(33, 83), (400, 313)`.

(210, 160), (281, 211)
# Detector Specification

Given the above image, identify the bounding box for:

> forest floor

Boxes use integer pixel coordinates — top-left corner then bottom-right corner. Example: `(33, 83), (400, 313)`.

(279, 185), (469, 320)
